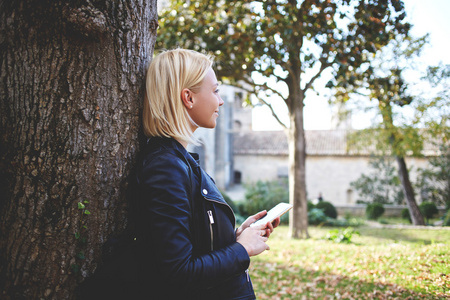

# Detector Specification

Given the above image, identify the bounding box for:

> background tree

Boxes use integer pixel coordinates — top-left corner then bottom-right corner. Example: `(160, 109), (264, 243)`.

(417, 143), (450, 209)
(157, 0), (410, 238)
(350, 156), (404, 204)
(0, 0), (158, 298)
(332, 35), (434, 225)
(415, 64), (450, 209)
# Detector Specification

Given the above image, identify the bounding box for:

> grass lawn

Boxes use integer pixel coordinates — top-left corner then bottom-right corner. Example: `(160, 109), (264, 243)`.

(251, 225), (450, 299)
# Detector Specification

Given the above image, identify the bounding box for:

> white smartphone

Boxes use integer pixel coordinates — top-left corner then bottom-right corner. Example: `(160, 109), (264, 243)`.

(250, 202), (293, 227)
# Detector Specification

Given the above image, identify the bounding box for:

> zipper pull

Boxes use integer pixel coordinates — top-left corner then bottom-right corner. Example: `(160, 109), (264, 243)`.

(245, 269), (250, 282)
(207, 210), (215, 224)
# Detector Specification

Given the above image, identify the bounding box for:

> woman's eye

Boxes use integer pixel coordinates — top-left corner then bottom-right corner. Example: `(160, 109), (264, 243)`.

(215, 89), (219, 94)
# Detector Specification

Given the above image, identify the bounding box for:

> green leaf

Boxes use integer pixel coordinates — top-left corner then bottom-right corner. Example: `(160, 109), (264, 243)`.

(71, 264), (80, 274)
(74, 232), (80, 239)
(77, 202), (85, 210)
(84, 210), (91, 215)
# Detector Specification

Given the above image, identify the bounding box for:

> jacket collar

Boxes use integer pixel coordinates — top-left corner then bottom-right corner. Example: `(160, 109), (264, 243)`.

(146, 136), (200, 170)
(146, 137), (230, 207)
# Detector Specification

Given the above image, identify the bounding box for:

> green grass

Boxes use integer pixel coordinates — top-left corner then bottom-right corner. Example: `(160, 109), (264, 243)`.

(251, 226), (450, 299)
(377, 217), (443, 226)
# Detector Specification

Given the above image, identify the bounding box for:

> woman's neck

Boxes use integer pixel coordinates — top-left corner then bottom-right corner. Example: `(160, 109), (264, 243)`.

(176, 138), (188, 149)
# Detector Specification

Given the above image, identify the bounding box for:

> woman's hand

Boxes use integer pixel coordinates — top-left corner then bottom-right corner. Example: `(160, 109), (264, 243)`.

(236, 224), (270, 257)
(236, 211), (281, 239)
(235, 211), (282, 256)
(236, 211), (266, 238)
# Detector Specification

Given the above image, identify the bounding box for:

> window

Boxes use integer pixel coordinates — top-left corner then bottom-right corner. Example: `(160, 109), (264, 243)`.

(346, 189), (354, 204)
(234, 171), (242, 184)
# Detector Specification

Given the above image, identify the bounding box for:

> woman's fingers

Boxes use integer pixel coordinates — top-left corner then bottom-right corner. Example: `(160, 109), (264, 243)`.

(272, 217), (281, 228)
(237, 226), (270, 256)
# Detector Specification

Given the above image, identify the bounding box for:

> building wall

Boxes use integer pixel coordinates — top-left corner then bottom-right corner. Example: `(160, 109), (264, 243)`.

(233, 153), (431, 205)
(187, 85), (243, 190)
(189, 128), (216, 174)
(307, 156), (370, 205)
(234, 154), (287, 183)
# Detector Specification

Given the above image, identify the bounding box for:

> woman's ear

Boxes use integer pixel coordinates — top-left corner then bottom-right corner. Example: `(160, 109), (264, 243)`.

(181, 88), (194, 109)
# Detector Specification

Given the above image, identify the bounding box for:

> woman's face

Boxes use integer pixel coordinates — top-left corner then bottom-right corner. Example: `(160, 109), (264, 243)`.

(189, 68), (224, 130)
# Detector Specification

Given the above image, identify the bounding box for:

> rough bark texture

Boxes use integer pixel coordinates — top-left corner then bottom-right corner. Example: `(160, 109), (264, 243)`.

(396, 156), (425, 225)
(286, 65), (309, 239)
(0, 0), (158, 298)
(288, 111), (309, 239)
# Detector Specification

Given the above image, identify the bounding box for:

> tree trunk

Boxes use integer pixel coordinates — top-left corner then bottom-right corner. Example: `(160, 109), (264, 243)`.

(0, 1), (158, 299)
(396, 156), (425, 225)
(378, 101), (425, 226)
(287, 100), (309, 239)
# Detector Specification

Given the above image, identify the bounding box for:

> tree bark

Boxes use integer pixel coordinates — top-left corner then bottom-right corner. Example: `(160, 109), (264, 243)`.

(378, 100), (425, 226)
(396, 156), (425, 225)
(287, 95), (309, 239)
(0, 0), (157, 299)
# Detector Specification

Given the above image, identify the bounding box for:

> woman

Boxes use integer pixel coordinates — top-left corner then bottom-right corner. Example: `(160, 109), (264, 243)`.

(136, 48), (279, 299)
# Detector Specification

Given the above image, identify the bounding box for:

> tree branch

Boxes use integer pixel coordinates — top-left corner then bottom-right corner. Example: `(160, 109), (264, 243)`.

(255, 94), (288, 129)
(240, 76), (287, 102)
(303, 58), (330, 93)
(237, 77), (288, 129)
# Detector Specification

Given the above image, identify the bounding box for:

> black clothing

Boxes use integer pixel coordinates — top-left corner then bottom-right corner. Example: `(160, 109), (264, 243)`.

(135, 137), (255, 299)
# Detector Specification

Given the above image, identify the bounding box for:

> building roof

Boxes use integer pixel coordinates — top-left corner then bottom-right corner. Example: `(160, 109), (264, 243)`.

(233, 130), (442, 156)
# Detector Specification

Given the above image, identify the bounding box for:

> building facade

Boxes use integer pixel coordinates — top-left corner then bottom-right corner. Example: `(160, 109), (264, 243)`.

(188, 83), (436, 207)
(187, 84), (248, 190)
(232, 130), (432, 205)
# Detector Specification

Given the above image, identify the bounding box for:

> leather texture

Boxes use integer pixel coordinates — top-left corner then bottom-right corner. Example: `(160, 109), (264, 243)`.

(135, 137), (255, 300)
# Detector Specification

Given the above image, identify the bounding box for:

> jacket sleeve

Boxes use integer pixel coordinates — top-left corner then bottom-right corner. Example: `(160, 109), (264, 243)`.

(138, 152), (250, 290)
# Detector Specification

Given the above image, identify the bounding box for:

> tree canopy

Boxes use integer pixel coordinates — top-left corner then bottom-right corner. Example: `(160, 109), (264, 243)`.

(157, 0), (411, 238)
(158, 0), (410, 109)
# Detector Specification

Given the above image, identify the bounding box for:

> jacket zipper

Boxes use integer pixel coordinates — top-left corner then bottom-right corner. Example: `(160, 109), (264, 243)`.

(204, 198), (236, 226)
(207, 210), (214, 251)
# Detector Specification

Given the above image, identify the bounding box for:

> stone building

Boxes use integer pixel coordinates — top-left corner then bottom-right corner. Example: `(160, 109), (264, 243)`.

(232, 130), (432, 205)
(189, 84), (438, 207)
(187, 84), (249, 190)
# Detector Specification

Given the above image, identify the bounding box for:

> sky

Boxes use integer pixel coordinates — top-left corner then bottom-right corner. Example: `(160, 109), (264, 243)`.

(252, 0), (450, 131)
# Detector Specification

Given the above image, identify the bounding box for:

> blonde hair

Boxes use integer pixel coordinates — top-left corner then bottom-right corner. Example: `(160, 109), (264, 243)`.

(143, 49), (214, 144)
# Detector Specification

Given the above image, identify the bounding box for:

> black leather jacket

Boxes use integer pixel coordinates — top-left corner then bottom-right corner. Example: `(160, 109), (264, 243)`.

(135, 137), (255, 299)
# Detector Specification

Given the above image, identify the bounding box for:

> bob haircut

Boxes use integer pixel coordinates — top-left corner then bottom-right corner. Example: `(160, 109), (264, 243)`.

(143, 49), (214, 144)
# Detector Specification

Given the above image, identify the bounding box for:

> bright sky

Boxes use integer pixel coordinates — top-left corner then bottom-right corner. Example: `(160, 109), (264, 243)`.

(252, 0), (450, 131)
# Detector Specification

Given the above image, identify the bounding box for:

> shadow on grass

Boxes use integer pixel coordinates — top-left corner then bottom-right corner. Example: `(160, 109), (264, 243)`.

(251, 260), (445, 300)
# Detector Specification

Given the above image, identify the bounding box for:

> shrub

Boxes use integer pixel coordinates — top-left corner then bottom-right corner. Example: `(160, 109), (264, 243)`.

(242, 179), (289, 224)
(401, 208), (412, 223)
(221, 190), (239, 214)
(366, 203), (385, 220)
(308, 208), (328, 225)
(419, 201), (439, 224)
(221, 191), (246, 224)
(443, 210), (450, 226)
(326, 227), (359, 243)
(315, 201), (337, 219)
